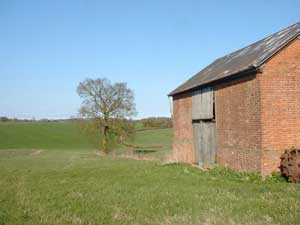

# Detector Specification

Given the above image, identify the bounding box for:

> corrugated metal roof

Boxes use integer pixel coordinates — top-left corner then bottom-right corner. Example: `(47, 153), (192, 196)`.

(169, 23), (300, 96)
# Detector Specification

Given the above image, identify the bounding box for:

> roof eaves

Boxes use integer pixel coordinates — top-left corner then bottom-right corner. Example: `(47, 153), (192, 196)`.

(168, 65), (257, 97)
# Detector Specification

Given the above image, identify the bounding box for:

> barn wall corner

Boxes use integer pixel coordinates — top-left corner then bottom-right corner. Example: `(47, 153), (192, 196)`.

(172, 93), (196, 163)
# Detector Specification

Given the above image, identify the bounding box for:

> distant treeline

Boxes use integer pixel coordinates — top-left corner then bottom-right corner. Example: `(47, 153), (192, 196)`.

(139, 117), (172, 128)
(0, 116), (173, 128)
(0, 116), (76, 122)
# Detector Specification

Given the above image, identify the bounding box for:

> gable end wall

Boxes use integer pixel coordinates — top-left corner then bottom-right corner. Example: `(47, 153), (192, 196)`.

(259, 38), (300, 176)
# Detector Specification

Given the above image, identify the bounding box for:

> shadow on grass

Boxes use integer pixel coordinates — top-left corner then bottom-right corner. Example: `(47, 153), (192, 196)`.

(133, 149), (158, 154)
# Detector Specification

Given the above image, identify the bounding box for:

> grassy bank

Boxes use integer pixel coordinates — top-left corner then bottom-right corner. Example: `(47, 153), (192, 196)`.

(116, 128), (172, 157)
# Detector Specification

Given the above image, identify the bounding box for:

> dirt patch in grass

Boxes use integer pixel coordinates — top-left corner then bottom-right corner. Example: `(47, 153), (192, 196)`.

(120, 140), (170, 150)
(30, 149), (44, 155)
(110, 151), (160, 161)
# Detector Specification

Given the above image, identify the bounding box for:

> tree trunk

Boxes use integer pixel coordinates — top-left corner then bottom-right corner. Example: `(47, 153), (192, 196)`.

(102, 114), (109, 154)
(103, 125), (109, 154)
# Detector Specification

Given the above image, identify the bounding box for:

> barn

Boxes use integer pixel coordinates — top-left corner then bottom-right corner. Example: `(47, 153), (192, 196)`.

(168, 23), (300, 176)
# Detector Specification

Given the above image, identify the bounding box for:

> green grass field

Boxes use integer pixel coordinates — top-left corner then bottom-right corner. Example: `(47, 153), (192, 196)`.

(0, 122), (300, 225)
(0, 121), (93, 150)
(1, 149), (300, 225)
(0, 121), (173, 158)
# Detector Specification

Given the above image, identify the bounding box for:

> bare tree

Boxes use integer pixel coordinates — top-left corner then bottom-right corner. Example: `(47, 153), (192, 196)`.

(77, 78), (137, 153)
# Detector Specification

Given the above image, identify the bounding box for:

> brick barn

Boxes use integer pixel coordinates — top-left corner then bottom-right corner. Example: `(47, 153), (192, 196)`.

(168, 23), (300, 176)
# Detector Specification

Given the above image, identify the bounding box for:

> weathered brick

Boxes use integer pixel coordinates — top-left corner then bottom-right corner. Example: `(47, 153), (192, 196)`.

(259, 38), (300, 176)
(215, 74), (262, 173)
(172, 93), (195, 163)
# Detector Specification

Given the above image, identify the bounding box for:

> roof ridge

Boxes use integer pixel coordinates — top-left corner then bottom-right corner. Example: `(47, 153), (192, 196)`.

(217, 22), (300, 61)
(254, 28), (300, 67)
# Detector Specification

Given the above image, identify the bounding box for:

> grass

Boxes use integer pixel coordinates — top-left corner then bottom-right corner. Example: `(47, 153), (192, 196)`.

(0, 149), (300, 225)
(0, 121), (93, 150)
(131, 128), (172, 147)
(1, 121), (300, 224)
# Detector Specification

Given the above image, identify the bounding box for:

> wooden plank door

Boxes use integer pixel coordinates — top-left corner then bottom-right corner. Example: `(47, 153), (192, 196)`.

(192, 86), (216, 167)
(192, 87), (214, 120)
(193, 122), (202, 164)
(193, 121), (216, 167)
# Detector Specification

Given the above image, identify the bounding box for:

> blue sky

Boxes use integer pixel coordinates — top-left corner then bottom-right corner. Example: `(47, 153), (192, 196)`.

(0, 0), (299, 119)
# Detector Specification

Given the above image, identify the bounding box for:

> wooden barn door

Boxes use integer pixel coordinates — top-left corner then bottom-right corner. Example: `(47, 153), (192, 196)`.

(192, 87), (216, 167)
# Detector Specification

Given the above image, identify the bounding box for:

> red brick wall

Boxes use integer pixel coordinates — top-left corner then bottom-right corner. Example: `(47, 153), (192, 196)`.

(172, 93), (195, 163)
(259, 38), (300, 175)
(215, 74), (262, 172)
